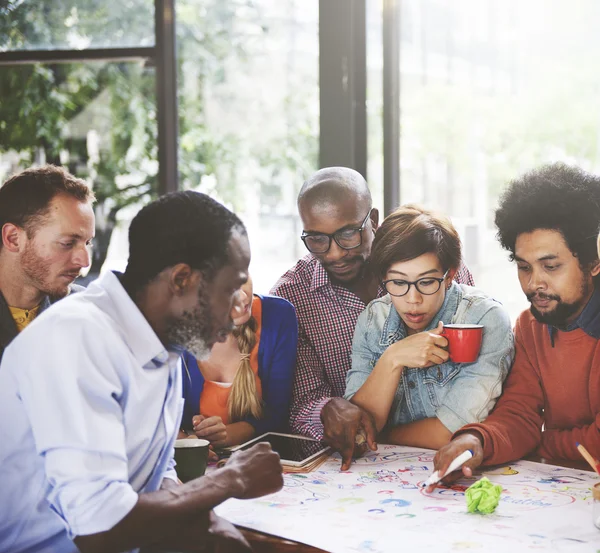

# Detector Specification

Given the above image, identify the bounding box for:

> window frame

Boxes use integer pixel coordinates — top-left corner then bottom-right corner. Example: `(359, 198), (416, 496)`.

(0, 0), (375, 202)
(0, 0), (178, 196)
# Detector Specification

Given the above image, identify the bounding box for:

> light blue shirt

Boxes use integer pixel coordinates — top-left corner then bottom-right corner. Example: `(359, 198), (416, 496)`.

(345, 282), (515, 432)
(0, 271), (183, 553)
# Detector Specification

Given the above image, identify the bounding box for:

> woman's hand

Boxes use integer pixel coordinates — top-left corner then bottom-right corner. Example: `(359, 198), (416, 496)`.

(385, 321), (449, 369)
(193, 415), (228, 447)
(208, 445), (219, 463)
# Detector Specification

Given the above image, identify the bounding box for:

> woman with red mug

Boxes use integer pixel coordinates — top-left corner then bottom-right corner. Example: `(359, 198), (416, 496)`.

(345, 205), (515, 450)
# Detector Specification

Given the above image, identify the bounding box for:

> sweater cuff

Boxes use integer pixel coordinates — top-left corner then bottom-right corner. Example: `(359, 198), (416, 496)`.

(453, 424), (492, 462)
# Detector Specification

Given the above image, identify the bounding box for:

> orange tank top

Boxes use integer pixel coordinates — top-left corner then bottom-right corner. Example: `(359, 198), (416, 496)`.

(198, 296), (263, 424)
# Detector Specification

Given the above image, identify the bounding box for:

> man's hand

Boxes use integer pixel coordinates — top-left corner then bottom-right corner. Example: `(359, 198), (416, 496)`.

(194, 415), (227, 446)
(225, 442), (284, 499)
(321, 398), (377, 471)
(426, 432), (484, 493)
(386, 321), (448, 369)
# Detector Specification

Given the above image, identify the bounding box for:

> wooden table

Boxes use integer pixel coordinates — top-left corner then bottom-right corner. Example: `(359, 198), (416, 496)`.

(238, 455), (593, 552)
(240, 529), (327, 553)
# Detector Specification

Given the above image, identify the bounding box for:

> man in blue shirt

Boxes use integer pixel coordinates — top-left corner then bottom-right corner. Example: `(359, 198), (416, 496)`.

(0, 191), (283, 553)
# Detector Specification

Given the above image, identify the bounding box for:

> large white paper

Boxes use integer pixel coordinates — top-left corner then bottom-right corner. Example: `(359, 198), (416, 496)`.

(215, 445), (600, 552)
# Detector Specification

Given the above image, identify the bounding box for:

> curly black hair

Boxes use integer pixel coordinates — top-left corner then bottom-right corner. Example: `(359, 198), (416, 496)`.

(123, 190), (246, 293)
(495, 163), (600, 266)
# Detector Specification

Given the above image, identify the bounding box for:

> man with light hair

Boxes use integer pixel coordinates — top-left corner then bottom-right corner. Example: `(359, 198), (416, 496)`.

(0, 165), (95, 360)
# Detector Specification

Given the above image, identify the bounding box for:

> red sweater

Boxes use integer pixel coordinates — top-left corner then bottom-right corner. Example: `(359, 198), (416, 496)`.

(459, 308), (600, 464)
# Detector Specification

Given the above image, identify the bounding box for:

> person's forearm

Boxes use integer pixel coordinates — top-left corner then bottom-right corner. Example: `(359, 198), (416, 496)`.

(350, 350), (404, 431)
(224, 422), (256, 447)
(386, 417), (452, 450)
(74, 465), (244, 553)
(159, 477), (180, 490)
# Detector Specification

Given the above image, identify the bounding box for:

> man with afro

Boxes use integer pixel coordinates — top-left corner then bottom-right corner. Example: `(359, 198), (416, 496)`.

(429, 163), (600, 486)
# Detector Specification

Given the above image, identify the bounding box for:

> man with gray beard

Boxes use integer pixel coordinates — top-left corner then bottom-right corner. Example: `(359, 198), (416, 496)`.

(0, 191), (283, 553)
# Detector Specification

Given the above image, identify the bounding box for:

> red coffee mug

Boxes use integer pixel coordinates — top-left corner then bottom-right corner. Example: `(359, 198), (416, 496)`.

(441, 324), (483, 363)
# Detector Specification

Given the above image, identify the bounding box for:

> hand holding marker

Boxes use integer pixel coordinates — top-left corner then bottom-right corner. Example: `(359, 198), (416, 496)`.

(421, 449), (473, 489)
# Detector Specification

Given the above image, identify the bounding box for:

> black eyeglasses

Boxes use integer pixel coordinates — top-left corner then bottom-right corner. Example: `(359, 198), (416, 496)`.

(301, 209), (373, 254)
(383, 271), (449, 297)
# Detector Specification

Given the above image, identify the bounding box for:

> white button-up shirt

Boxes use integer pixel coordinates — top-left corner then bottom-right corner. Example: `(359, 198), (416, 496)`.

(0, 271), (183, 553)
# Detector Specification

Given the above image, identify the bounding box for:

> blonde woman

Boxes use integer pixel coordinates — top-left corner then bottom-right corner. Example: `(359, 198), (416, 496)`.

(180, 276), (298, 447)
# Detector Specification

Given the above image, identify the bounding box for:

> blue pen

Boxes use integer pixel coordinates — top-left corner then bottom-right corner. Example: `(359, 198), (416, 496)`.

(421, 449), (473, 488)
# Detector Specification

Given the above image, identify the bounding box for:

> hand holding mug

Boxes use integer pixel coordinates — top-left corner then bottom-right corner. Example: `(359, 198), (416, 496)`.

(385, 321), (449, 369)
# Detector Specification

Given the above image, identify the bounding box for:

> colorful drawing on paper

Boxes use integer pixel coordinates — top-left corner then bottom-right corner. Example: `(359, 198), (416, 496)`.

(214, 445), (600, 553)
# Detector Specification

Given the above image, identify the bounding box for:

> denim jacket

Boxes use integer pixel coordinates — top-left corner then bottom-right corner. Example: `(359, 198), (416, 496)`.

(345, 282), (515, 433)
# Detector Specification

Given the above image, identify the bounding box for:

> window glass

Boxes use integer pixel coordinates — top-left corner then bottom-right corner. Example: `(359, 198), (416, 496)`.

(0, 0), (154, 51)
(397, 0), (600, 321)
(367, 0), (384, 210)
(177, 0), (319, 293)
(0, 62), (158, 277)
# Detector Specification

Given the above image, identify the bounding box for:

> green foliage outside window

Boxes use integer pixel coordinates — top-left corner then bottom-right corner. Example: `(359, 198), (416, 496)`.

(0, 0), (318, 275)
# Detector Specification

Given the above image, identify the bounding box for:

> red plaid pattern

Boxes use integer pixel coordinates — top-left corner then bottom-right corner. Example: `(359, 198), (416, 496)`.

(270, 254), (474, 441)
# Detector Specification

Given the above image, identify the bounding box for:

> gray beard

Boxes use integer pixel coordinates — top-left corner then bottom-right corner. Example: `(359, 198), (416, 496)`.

(165, 295), (214, 360)
(166, 322), (212, 360)
(184, 338), (212, 361)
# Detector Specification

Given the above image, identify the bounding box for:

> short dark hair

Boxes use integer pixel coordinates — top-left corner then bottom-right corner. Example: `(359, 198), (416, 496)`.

(0, 165), (95, 239)
(370, 204), (462, 278)
(123, 190), (246, 292)
(495, 163), (600, 267)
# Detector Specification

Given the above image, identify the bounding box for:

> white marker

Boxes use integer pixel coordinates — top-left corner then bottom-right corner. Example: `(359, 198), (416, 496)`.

(421, 449), (473, 489)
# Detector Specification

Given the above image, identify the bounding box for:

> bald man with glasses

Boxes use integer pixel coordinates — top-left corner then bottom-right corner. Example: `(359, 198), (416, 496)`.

(271, 167), (474, 470)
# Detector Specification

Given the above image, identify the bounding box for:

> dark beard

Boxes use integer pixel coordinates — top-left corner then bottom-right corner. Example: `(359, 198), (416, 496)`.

(527, 280), (591, 328)
(326, 258), (369, 286)
(529, 301), (585, 327)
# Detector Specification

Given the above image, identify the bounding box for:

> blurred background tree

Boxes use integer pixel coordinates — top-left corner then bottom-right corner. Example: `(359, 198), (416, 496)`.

(0, 0), (281, 274)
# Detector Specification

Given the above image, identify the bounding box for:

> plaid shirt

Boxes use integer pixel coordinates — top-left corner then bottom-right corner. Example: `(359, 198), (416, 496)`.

(270, 254), (475, 441)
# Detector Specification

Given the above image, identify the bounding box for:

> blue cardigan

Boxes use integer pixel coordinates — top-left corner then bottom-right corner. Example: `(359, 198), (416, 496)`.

(180, 294), (298, 436)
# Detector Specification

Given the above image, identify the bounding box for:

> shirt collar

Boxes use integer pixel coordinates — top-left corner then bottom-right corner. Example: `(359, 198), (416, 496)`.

(90, 271), (170, 369)
(310, 256), (333, 292)
(547, 286), (600, 342)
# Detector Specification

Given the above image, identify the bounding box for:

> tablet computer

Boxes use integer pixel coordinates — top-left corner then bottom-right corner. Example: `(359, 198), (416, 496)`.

(230, 432), (329, 467)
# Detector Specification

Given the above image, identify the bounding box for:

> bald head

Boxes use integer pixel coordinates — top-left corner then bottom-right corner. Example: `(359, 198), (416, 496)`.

(297, 167), (378, 285)
(298, 167), (371, 212)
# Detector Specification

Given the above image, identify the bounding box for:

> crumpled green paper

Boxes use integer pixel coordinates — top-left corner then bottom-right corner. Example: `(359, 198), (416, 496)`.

(465, 477), (503, 514)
